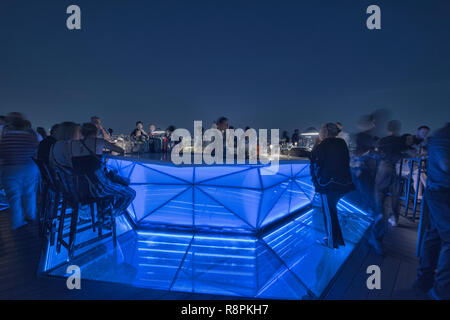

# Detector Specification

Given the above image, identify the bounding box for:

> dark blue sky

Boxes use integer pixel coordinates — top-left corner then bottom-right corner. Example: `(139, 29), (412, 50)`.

(1, 0), (449, 134)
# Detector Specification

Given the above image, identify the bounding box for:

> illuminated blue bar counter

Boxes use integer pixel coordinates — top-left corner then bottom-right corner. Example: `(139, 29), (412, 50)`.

(40, 154), (373, 299)
(106, 155), (316, 234)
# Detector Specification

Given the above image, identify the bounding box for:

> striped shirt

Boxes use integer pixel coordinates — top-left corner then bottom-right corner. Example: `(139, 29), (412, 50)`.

(0, 129), (39, 166)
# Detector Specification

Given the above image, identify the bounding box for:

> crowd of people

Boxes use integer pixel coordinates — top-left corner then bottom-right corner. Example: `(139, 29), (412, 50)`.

(304, 116), (449, 299)
(0, 113), (135, 230)
(0, 111), (449, 299)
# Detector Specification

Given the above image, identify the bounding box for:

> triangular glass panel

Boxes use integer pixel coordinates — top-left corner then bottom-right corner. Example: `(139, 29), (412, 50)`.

(259, 181), (294, 228)
(288, 181), (311, 213)
(257, 182), (290, 227)
(143, 163), (194, 184)
(259, 168), (290, 190)
(194, 187), (253, 231)
(292, 163), (309, 177)
(129, 163), (188, 184)
(141, 187), (194, 226)
(130, 185), (189, 221)
(294, 176), (316, 201)
(200, 167), (261, 189)
(194, 165), (251, 184)
(198, 186), (261, 228)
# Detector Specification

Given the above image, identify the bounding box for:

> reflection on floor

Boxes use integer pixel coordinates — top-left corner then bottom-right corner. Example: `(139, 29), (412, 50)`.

(0, 189), (8, 211)
(41, 203), (372, 299)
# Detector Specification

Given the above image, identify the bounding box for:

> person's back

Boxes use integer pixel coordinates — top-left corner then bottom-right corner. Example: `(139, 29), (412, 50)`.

(37, 136), (57, 165)
(0, 126), (38, 166)
(427, 123), (450, 191)
(310, 123), (352, 249)
(415, 123), (450, 299)
(377, 135), (404, 164)
(0, 116), (39, 229)
(311, 137), (354, 194)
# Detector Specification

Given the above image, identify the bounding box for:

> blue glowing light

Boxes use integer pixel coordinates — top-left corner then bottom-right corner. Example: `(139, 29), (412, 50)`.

(40, 158), (373, 299)
(107, 160), (315, 233)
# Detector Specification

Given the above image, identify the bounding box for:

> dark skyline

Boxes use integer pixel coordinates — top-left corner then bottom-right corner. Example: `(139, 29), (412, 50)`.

(1, 0), (449, 135)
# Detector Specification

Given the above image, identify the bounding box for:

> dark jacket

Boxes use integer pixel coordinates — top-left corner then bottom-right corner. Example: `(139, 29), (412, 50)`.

(427, 123), (450, 191)
(310, 137), (355, 194)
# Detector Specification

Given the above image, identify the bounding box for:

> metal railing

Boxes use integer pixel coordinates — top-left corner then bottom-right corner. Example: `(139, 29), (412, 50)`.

(398, 157), (427, 221)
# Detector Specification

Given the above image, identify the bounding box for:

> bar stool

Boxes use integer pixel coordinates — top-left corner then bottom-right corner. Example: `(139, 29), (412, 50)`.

(33, 158), (61, 245)
(53, 165), (117, 259)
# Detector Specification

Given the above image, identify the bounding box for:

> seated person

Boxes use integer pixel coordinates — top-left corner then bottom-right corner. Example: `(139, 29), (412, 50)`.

(70, 123), (136, 216)
(50, 123), (135, 217)
(37, 124), (60, 166)
(130, 121), (148, 141)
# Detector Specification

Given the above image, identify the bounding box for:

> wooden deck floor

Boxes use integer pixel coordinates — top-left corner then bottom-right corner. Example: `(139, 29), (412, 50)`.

(0, 208), (428, 300)
(326, 215), (428, 300)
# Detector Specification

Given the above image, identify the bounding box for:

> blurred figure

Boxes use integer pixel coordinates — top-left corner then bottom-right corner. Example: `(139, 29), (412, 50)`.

(370, 108), (391, 139)
(130, 121), (148, 141)
(162, 125), (176, 152)
(415, 123), (450, 299)
(408, 126), (431, 200)
(413, 125), (430, 155)
(37, 124), (60, 166)
(310, 123), (354, 249)
(351, 115), (381, 253)
(291, 129), (300, 145)
(336, 122), (350, 147)
(217, 117), (228, 133)
(401, 133), (416, 156)
(0, 115), (6, 136)
(50, 122), (82, 168)
(375, 120), (403, 230)
(281, 131), (290, 144)
(355, 115), (377, 156)
(91, 116), (111, 142)
(0, 113), (39, 229)
(36, 127), (48, 140)
(148, 124), (156, 137)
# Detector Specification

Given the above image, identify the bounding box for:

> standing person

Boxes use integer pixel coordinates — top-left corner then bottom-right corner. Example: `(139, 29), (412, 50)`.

(415, 123), (450, 299)
(0, 114), (39, 229)
(148, 124), (156, 137)
(310, 123), (355, 249)
(413, 125), (430, 155)
(374, 120), (404, 230)
(351, 116), (382, 253)
(91, 116), (112, 142)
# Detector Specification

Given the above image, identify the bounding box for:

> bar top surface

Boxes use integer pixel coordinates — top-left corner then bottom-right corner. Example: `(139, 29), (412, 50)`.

(106, 152), (310, 166)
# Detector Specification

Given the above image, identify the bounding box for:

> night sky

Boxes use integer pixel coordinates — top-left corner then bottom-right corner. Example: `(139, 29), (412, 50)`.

(1, 0), (449, 135)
